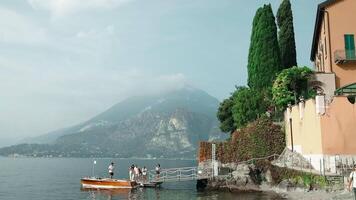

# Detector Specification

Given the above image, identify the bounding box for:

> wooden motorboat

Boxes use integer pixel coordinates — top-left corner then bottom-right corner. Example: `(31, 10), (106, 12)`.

(81, 177), (137, 189)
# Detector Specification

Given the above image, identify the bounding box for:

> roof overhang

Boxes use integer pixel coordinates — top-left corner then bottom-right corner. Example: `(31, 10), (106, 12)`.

(310, 0), (341, 61)
(334, 82), (356, 96)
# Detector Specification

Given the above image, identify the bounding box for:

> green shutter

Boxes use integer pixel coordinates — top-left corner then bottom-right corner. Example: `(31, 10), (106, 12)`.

(345, 34), (355, 59)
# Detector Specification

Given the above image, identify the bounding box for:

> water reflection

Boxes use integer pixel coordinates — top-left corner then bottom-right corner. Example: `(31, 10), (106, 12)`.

(81, 187), (284, 200)
(82, 187), (160, 200)
(82, 188), (135, 200)
(82, 187), (188, 200)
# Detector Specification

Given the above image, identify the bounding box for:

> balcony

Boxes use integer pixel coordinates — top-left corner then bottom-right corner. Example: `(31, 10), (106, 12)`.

(334, 50), (356, 64)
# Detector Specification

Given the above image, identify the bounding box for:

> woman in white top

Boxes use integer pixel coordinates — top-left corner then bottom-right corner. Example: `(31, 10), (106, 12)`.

(349, 165), (356, 200)
(142, 166), (147, 182)
(134, 165), (139, 181)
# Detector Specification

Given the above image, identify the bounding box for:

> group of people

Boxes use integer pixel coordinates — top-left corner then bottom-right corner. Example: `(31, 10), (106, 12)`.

(128, 164), (148, 182)
(107, 162), (161, 183)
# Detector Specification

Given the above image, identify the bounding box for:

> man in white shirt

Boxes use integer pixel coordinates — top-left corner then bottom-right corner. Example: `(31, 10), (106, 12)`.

(348, 165), (356, 200)
(108, 162), (115, 179)
(155, 163), (161, 179)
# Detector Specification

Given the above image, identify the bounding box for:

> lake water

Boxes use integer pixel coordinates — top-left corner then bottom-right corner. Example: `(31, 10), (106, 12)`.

(0, 157), (282, 200)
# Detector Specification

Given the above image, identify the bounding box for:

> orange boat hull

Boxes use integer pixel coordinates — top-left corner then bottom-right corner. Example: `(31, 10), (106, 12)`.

(81, 178), (137, 189)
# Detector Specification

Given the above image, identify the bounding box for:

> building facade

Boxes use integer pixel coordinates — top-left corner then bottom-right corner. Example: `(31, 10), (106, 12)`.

(311, 0), (356, 89)
(286, 0), (356, 174)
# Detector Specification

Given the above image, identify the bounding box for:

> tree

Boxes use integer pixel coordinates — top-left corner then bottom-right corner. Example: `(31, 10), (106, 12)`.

(247, 4), (282, 90)
(272, 66), (313, 110)
(231, 87), (269, 129)
(217, 96), (236, 133)
(277, 0), (297, 69)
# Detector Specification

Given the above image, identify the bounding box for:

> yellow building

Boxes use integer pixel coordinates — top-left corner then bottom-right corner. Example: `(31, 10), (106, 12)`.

(286, 0), (356, 174)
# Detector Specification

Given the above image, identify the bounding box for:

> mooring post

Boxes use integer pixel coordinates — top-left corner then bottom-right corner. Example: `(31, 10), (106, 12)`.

(179, 170), (181, 181)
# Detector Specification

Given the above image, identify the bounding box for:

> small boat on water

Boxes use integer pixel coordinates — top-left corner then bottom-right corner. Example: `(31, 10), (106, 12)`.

(81, 177), (137, 189)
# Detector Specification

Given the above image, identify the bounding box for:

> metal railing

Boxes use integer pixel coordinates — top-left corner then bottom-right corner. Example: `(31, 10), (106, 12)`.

(235, 154), (280, 165)
(147, 166), (213, 183)
(334, 49), (356, 64)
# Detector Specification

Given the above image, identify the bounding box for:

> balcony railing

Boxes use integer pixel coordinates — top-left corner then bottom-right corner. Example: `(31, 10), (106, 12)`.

(334, 49), (356, 64)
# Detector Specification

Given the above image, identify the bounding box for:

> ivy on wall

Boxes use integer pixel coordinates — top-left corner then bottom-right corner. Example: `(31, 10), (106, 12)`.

(199, 117), (285, 163)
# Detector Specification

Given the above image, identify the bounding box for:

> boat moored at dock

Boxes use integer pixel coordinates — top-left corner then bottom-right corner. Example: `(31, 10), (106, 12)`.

(81, 177), (137, 189)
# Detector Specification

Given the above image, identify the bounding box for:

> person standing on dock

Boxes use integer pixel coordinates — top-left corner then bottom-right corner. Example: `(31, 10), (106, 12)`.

(134, 165), (139, 181)
(129, 165), (134, 181)
(155, 164), (161, 179)
(108, 162), (115, 179)
(349, 164), (356, 200)
(142, 166), (147, 182)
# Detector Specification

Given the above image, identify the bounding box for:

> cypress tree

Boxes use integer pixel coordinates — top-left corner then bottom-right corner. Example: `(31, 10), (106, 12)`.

(277, 0), (297, 69)
(247, 4), (281, 90)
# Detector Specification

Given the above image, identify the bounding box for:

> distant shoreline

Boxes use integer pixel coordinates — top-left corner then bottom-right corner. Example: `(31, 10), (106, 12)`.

(0, 155), (197, 160)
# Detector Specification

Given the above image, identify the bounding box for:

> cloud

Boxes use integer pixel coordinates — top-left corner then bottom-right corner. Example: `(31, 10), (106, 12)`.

(76, 25), (116, 39)
(28, 0), (132, 17)
(0, 56), (187, 139)
(0, 7), (48, 45)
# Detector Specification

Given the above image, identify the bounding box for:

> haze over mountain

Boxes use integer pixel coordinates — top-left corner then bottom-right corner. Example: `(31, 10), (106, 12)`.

(0, 87), (226, 158)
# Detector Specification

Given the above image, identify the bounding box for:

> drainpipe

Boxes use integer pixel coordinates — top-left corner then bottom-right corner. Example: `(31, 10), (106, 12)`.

(288, 103), (294, 152)
(323, 10), (333, 73)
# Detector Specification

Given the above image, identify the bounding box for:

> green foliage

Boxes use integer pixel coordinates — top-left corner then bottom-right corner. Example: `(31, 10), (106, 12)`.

(277, 0), (297, 69)
(272, 66), (313, 110)
(302, 174), (313, 187)
(247, 4), (282, 90)
(255, 161), (330, 189)
(231, 87), (269, 129)
(217, 96), (236, 133)
(313, 175), (328, 188)
(242, 117), (285, 158)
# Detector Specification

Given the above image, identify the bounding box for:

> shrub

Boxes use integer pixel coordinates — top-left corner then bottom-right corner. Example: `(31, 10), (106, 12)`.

(272, 66), (313, 111)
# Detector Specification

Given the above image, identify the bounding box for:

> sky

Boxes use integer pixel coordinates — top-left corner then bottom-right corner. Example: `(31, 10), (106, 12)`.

(0, 0), (324, 145)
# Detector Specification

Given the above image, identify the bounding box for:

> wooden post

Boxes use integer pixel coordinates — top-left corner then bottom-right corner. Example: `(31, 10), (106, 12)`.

(179, 170), (181, 181)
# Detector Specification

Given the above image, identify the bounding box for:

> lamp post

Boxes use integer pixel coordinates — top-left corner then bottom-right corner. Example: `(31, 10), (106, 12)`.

(288, 103), (294, 152)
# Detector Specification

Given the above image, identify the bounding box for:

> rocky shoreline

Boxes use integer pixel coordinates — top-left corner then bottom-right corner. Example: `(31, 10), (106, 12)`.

(204, 176), (353, 200)
(198, 161), (353, 200)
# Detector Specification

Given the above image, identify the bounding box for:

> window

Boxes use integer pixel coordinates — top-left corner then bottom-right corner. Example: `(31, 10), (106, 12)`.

(344, 34), (355, 59)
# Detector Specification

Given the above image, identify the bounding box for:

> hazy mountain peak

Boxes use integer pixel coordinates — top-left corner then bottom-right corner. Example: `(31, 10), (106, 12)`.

(5, 87), (225, 158)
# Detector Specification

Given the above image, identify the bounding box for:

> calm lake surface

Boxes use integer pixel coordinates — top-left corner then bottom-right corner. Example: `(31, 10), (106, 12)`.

(0, 157), (283, 200)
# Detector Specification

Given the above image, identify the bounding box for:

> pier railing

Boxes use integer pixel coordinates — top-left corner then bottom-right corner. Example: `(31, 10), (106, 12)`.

(148, 166), (213, 183)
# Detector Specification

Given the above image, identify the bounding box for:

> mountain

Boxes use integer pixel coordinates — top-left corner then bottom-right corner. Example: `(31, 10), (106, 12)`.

(0, 87), (226, 158)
